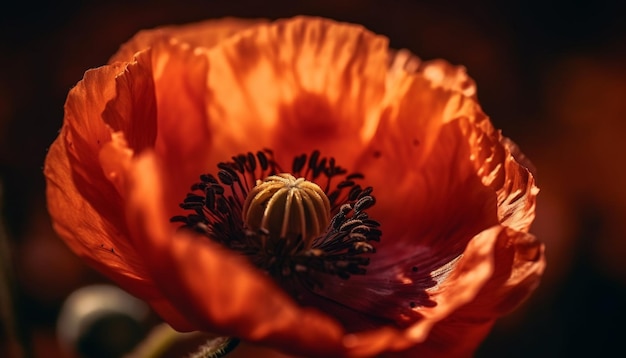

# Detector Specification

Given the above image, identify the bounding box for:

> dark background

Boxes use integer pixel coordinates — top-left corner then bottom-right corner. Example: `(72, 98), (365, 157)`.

(1, 0), (626, 357)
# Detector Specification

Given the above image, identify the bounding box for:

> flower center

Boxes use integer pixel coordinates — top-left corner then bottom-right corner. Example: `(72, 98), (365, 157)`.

(242, 174), (331, 250)
(171, 150), (381, 290)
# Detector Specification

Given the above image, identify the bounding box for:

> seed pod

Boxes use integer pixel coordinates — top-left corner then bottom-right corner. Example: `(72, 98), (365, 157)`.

(242, 173), (331, 249)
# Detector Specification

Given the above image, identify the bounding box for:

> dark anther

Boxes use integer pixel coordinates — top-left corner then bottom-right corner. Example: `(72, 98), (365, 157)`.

(308, 150), (320, 171)
(350, 225), (374, 235)
(328, 157), (335, 169)
(346, 173), (364, 180)
(199, 174), (213, 183)
(216, 162), (230, 171)
(230, 155), (244, 172)
(348, 233), (367, 242)
(288, 153), (362, 206)
(350, 242), (375, 253)
(337, 180), (355, 189)
(348, 185), (363, 201)
(205, 188), (216, 210)
(190, 182), (205, 191)
(257, 151), (268, 170)
(326, 158), (336, 177)
(217, 198), (230, 214)
(217, 163), (239, 180)
(327, 191), (339, 205)
(330, 205), (351, 230)
(292, 154), (307, 173)
(354, 195), (375, 212)
(312, 158), (326, 178)
(234, 154), (247, 172)
(362, 218), (380, 226)
(357, 187), (373, 199)
(340, 204), (352, 214)
(203, 174), (219, 185)
(218, 170), (234, 186)
(339, 219), (362, 233)
(183, 194), (204, 203)
(186, 214), (204, 225)
(353, 211), (369, 221)
(211, 184), (225, 195)
(412, 266), (419, 272)
(410, 301), (417, 308)
(246, 152), (256, 172)
(170, 215), (188, 223)
(180, 202), (202, 210)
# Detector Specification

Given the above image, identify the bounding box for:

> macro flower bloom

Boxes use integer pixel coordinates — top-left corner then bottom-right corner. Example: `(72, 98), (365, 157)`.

(44, 16), (545, 357)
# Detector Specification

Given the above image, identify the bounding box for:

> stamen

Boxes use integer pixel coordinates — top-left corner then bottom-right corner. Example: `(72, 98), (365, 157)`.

(171, 150), (381, 291)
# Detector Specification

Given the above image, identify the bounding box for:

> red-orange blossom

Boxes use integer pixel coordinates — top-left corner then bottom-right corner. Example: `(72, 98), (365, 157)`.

(44, 16), (545, 357)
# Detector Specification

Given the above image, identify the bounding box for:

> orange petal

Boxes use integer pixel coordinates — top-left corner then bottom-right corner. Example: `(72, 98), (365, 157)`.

(494, 141), (539, 233)
(393, 227), (545, 357)
(146, 38), (215, 217)
(110, 17), (268, 63)
(387, 49), (476, 99)
(335, 66), (538, 338)
(354, 70), (475, 200)
(358, 66), (536, 246)
(149, 298), (196, 332)
(104, 24), (218, 220)
(105, 18), (270, 217)
(45, 128), (157, 300)
(418, 59), (477, 99)
(102, 49), (157, 153)
(460, 108), (538, 233)
(202, 16), (389, 167)
(342, 225), (544, 357)
(338, 226), (504, 357)
(45, 49), (162, 300)
(284, 226), (530, 357)
(357, 76), (499, 249)
(125, 152), (347, 357)
(61, 64), (126, 225)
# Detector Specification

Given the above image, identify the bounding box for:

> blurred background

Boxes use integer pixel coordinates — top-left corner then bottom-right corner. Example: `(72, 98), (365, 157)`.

(1, 0), (625, 357)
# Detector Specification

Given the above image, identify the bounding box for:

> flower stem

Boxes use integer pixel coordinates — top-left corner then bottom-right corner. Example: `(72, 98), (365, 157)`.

(126, 323), (239, 358)
(189, 336), (240, 358)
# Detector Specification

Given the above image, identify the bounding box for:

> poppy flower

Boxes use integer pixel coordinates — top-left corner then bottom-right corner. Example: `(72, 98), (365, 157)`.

(44, 16), (545, 357)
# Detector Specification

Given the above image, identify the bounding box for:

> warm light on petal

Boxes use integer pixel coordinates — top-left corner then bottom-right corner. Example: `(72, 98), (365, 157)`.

(202, 16), (389, 167)
(44, 62), (158, 300)
(110, 17), (269, 63)
(148, 38), (214, 215)
(102, 49), (157, 154)
(357, 75), (497, 245)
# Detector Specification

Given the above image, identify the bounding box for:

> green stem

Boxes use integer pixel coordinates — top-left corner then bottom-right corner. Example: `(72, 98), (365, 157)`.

(127, 323), (239, 358)
(189, 336), (240, 358)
